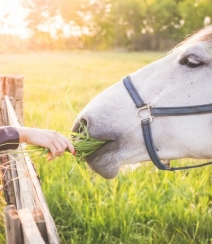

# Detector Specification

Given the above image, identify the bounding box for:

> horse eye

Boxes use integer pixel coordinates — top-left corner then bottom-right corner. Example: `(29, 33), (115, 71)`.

(180, 56), (203, 68)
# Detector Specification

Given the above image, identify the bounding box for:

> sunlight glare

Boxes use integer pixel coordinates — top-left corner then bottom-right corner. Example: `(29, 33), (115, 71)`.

(0, 0), (29, 38)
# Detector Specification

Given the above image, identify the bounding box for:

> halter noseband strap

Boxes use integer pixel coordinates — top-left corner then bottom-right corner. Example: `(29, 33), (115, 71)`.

(123, 75), (212, 171)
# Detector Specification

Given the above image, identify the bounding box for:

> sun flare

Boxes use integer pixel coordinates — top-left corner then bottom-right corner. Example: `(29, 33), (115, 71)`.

(0, 0), (29, 37)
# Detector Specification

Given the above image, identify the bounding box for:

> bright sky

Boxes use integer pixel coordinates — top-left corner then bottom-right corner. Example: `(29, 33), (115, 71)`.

(0, 0), (86, 38)
(0, 0), (29, 37)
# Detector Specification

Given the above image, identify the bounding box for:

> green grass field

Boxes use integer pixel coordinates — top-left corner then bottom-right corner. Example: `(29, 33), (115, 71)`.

(0, 51), (212, 244)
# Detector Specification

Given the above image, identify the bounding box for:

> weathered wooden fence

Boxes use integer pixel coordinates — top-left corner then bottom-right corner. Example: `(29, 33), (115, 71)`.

(0, 75), (60, 244)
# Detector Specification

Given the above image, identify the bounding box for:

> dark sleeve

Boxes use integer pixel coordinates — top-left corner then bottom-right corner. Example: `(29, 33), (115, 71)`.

(0, 127), (20, 151)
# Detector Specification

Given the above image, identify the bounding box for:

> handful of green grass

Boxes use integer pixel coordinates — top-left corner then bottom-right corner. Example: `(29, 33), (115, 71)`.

(27, 132), (107, 162)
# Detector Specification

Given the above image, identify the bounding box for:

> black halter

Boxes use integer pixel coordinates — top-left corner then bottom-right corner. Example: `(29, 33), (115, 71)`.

(123, 75), (212, 171)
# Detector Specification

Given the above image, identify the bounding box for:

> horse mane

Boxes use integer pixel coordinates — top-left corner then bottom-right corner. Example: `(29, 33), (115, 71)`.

(174, 25), (212, 50)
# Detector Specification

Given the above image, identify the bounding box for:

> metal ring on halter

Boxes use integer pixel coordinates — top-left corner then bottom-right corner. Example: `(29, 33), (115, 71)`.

(137, 103), (155, 123)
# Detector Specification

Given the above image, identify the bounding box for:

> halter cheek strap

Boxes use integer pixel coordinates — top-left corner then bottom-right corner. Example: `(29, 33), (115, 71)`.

(123, 75), (212, 171)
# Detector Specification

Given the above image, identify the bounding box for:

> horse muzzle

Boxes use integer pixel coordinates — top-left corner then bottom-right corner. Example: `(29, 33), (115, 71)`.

(72, 117), (120, 179)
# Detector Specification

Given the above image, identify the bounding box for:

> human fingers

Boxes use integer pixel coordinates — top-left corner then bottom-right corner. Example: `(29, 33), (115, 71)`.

(49, 134), (73, 157)
(47, 152), (53, 161)
(52, 133), (76, 155)
(48, 142), (59, 160)
(52, 139), (66, 156)
(62, 137), (75, 155)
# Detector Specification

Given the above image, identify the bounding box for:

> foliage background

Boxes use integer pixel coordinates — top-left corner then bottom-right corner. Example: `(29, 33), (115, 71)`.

(0, 0), (212, 52)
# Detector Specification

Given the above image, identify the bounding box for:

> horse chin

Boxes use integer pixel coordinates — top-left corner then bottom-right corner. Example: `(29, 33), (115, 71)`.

(84, 142), (120, 179)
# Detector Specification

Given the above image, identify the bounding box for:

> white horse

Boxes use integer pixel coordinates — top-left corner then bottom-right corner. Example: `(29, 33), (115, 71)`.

(72, 25), (212, 179)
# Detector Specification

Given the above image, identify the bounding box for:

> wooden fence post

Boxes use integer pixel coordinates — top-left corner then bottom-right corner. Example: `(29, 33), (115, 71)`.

(4, 205), (23, 244)
(0, 75), (60, 244)
(0, 75), (24, 126)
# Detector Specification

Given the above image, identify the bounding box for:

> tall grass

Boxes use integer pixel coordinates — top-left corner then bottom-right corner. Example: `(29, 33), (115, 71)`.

(0, 51), (211, 244)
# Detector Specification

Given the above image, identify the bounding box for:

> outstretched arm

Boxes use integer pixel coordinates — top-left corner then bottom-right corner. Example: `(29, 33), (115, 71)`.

(0, 126), (75, 160)
(17, 127), (75, 160)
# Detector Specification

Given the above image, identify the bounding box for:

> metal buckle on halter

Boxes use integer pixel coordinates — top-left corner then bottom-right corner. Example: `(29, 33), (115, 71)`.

(137, 103), (155, 123)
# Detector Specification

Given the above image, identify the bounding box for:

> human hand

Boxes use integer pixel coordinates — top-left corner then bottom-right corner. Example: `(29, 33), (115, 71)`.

(17, 127), (75, 160)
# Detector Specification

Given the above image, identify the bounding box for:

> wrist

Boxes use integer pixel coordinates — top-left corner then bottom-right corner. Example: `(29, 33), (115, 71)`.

(16, 127), (29, 143)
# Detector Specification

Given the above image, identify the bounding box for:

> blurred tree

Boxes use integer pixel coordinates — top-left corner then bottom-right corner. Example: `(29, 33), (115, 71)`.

(178, 0), (212, 38)
(19, 0), (212, 50)
(130, 0), (181, 50)
(23, 0), (91, 49)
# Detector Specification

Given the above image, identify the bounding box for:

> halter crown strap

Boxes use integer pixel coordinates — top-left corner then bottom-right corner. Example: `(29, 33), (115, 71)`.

(123, 76), (145, 108)
(123, 75), (212, 171)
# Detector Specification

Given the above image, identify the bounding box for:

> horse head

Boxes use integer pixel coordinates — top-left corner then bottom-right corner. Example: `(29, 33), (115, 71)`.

(72, 26), (212, 179)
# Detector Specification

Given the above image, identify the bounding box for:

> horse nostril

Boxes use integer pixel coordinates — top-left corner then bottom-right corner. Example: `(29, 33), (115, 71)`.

(72, 118), (87, 133)
(78, 119), (87, 133)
